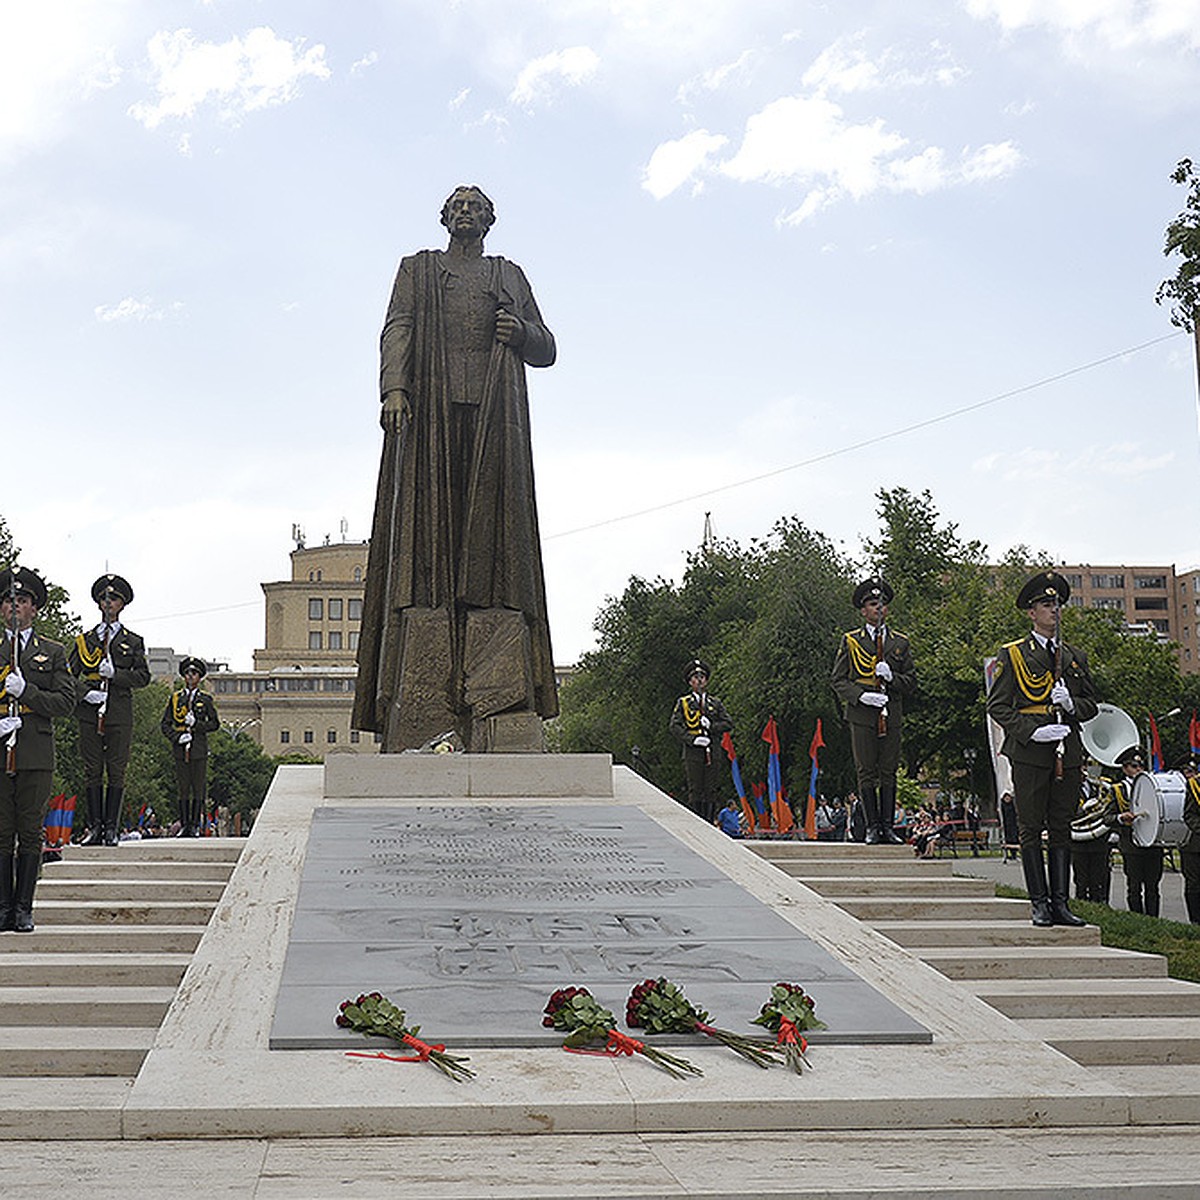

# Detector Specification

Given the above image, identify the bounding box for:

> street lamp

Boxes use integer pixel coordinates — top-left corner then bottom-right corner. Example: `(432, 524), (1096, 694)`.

(225, 718), (260, 740)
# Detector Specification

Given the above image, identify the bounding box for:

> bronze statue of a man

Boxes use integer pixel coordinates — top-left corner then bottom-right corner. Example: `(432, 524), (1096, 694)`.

(353, 186), (558, 751)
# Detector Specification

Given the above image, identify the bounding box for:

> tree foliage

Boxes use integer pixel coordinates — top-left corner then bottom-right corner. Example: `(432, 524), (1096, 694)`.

(1157, 157), (1200, 332)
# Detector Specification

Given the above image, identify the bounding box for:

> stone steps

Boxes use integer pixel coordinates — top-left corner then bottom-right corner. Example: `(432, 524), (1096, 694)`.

(0, 842), (239, 1095)
(918, 944), (1168, 979)
(803, 875), (995, 897)
(971, 977), (1200, 1019)
(1025, 1016), (1200, 1065)
(873, 918), (1102, 947)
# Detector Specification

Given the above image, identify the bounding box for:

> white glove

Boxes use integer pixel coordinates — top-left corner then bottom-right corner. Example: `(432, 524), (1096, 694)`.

(184, 710), (196, 727)
(0, 714), (21, 737)
(699, 715), (710, 730)
(693, 735), (710, 748)
(4, 669), (24, 698)
(859, 691), (889, 708)
(84, 689), (107, 705)
(1050, 681), (1074, 713)
(98, 657), (115, 680)
(875, 661), (893, 682)
(178, 732), (193, 746)
(1031, 723), (1071, 743)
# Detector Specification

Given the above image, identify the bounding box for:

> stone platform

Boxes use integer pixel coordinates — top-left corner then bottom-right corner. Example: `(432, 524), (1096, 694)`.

(121, 756), (1134, 1140)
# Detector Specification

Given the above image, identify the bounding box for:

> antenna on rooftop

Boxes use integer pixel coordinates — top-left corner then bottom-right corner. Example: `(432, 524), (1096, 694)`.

(291, 523), (306, 550)
(702, 511), (714, 552)
(339, 518), (348, 542)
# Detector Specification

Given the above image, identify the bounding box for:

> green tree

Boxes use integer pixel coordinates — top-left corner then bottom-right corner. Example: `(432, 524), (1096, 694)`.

(1156, 157), (1200, 405)
(208, 729), (276, 829)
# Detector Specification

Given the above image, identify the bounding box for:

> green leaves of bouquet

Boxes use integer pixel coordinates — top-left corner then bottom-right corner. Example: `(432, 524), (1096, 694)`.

(751, 982), (824, 1074)
(336, 992), (475, 1082)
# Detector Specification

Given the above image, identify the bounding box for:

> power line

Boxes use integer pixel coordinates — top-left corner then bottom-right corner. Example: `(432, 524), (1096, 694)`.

(135, 600), (260, 624)
(544, 331), (1183, 541)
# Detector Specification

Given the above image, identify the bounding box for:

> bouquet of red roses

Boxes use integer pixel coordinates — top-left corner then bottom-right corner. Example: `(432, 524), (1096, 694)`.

(336, 992), (474, 1082)
(626, 977), (782, 1069)
(751, 982), (823, 1074)
(543, 985), (702, 1078)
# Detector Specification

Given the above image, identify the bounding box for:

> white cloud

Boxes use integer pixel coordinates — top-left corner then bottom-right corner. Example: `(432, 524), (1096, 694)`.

(127, 26), (330, 130)
(94, 297), (184, 323)
(509, 46), (599, 108)
(802, 35), (967, 95)
(641, 129), (728, 199)
(449, 87), (471, 109)
(967, 0), (1200, 51)
(972, 443), (1176, 482)
(350, 51), (379, 76)
(676, 48), (759, 103)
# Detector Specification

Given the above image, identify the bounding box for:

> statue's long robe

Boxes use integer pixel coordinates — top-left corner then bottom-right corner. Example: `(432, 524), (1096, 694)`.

(353, 249), (558, 734)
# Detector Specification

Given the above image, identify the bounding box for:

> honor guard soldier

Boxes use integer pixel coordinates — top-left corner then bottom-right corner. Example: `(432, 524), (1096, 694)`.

(0, 567), (76, 932)
(987, 570), (1098, 927)
(161, 657), (220, 837)
(669, 659), (732, 823)
(68, 574), (151, 845)
(1179, 758), (1200, 924)
(831, 578), (916, 844)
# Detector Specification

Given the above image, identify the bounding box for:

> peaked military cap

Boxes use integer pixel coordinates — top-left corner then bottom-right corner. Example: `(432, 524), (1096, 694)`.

(1017, 570), (1070, 610)
(179, 656), (207, 679)
(1115, 745), (1146, 769)
(92, 574), (134, 605)
(684, 658), (711, 682)
(0, 566), (48, 609)
(852, 577), (893, 609)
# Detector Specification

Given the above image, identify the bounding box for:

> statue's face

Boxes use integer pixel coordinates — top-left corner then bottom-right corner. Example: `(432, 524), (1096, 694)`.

(443, 189), (492, 240)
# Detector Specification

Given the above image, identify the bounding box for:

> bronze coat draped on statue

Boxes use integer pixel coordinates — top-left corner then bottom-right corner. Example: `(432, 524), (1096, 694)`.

(354, 248), (558, 750)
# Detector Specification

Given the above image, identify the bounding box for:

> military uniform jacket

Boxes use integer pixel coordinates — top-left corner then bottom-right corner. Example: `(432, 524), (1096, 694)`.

(830, 626), (916, 729)
(986, 634), (1097, 769)
(669, 691), (732, 759)
(160, 689), (220, 760)
(68, 625), (151, 728)
(2, 631), (76, 772)
(1184, 776), (1200, 844)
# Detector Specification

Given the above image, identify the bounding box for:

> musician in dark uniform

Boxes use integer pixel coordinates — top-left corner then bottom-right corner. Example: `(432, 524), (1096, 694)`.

(160, 657), (220, 837)
(668, 659), (732, 822)
(0, 567), (76, 932)
(1179, 758), (1200, 924)
(1070, 779), (1114, 905)
(987, 570), (1098, 927)
(831, 578), (916, 844)
(1106, 745), (1164, 917)
(68, 574), (151, 845)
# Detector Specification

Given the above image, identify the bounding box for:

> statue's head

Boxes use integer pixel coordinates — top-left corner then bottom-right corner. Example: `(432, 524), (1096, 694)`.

(441, 186), (496, 240)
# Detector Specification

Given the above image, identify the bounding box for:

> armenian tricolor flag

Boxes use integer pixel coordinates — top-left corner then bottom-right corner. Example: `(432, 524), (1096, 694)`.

(1149, 712), (1164, 773)
(43, 794), (76, 849)
(721, 732), (756, 834)
(761, 717), (794, 835)
(804, 719), (825, 840)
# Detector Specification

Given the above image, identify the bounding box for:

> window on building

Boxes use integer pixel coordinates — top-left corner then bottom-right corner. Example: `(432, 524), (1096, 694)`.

(1065, 574), (1082, 589)
(327, 729), (337, 744)
(308, 631), (322, 650)
(350, 730), (361, 744)
(303, 730), (314, 744)
(1134, 575), (1167, 590)
(373, 732), (382, 743)
(1134, 598), (1168, 611)
(1090, 574), (1125, 589)
(348, 598), (363, 621)
(1093, 598), (1124, 611)
(1065, 596), (1082, 607)
(1149, 619), (1170, 632)
(308, 598), (323, 620)
(329, 599), (343, 620)
(280, 730), (290, 744)
(348, 631), (359, 650)
(328, 631), (343, 650)
(353, 567), (362, 582)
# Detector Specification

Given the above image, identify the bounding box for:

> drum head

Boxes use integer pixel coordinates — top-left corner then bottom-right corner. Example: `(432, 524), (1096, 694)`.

(1131, 773), (1161, 848)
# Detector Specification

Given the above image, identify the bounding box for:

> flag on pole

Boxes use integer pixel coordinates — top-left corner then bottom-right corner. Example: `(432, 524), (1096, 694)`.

(1149, 712), (1164, 774)
(1189, 711), (1200, 758)
(804, 719), (825, 840)
(722, 732), (756, 834)
(761, 717), (794, 834)
(750, 781), (771, 831)
(43, 794), (76, 849)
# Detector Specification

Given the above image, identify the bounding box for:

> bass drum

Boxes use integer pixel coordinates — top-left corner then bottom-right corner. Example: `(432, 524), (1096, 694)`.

(1131, 772), (1191, 848)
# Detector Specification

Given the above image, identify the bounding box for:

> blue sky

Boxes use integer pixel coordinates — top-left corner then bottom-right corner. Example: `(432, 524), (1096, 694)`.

(2, 0), (1198, 668)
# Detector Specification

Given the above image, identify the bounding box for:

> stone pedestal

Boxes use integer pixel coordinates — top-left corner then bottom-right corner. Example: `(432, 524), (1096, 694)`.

(472, 710), (545, 753)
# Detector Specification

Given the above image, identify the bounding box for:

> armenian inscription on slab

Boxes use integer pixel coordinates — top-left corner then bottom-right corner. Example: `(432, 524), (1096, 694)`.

(270, 805), (930, 1049)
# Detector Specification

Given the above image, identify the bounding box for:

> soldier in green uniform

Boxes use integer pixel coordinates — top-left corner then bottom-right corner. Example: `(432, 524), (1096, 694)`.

(987, 570), (1098, 927)
(68, 574), (151, 845)
(161, 657), (220, 837)
(831, 578), (916, 844)
(0, 567), (76, 932)
(669, 659), (733, 823)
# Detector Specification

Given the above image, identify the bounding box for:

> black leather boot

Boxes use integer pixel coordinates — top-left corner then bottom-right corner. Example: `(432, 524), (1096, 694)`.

(861, 787), (881, 843)
(79, 784), (105, 845)
(13, 852), (39, 933)
(877, 783), (904, 844)
(103, 786), (124, 846)
(1020, 846), (1053, 927)
(1048, 847), (1086, 926)
(0, 853), (14, 932)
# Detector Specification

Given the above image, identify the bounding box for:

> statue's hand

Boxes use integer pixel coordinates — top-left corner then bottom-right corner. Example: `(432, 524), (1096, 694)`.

(494, 309), (526, 348)
(381, 391), (411, 432)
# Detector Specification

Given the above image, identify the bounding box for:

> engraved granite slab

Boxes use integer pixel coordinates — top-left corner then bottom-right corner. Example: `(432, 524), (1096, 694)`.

(270, 805), (930, 1049)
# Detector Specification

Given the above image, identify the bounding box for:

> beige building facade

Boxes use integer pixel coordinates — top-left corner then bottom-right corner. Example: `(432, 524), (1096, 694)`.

(210, 541), (380, 757)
